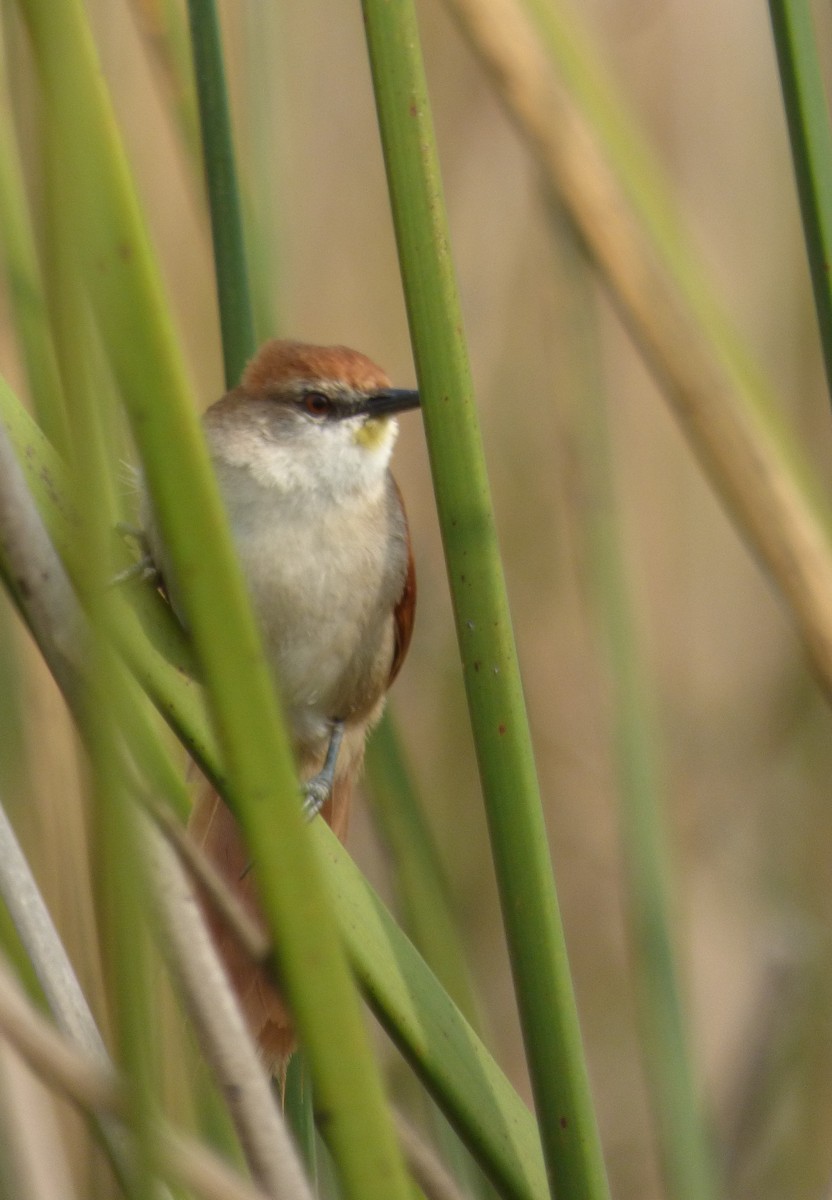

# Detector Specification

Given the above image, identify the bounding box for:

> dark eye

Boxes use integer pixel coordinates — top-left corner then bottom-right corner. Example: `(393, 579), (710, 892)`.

(301, 391), (331, 419)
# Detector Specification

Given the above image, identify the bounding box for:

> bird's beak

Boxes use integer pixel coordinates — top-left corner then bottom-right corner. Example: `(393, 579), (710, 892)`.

(363, 388), (421, 418)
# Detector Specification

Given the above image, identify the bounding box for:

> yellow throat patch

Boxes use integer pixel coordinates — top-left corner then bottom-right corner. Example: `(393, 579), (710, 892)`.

(354, 416), (390, 451)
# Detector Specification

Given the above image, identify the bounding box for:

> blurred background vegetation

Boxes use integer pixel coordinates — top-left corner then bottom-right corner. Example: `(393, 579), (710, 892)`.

(2, 1), (832, 1198)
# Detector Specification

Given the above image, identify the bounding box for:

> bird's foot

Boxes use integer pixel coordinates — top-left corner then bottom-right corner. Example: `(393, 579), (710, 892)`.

(239, 721), (346, 879)
(110, 524), (161, 588)
(109, 556), (160, 587)
(301, 720), (345, 821)
(302, 776), (331, 822)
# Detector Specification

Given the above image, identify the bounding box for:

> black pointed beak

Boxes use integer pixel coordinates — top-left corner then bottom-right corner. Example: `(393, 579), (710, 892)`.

(363, 388), (421, 418)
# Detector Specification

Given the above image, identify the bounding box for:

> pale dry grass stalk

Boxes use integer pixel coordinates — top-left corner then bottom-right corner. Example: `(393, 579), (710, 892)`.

(154, 808), (495, 1200)
(0, 956), (272, 1200)
(446, 0), (832, 700)
(0, 432), (81, 699)
(0, 802), (106, 1060)
(0, 957), (121, 1113)
(146, 816), (314, 1200)
(149, 797), (268, 964)
(0, 1042), (78, 1200)
(394, 1110), (471, 1200)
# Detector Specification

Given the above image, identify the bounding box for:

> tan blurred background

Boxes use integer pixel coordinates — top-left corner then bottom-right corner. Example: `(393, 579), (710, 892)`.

(4, 1), (832, 1197)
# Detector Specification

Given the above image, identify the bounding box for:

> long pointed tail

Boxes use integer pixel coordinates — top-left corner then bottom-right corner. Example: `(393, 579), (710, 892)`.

(187, 764), (355, 1074)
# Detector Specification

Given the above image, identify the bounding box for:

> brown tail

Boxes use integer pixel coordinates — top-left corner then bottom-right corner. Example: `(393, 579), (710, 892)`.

(188, 767), (354, 1075)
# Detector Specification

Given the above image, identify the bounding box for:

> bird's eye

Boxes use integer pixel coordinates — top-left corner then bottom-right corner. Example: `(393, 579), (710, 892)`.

(301, 391), (331, 419)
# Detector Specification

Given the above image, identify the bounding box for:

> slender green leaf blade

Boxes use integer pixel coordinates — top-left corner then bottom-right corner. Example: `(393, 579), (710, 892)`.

(768, 1), (832, 402)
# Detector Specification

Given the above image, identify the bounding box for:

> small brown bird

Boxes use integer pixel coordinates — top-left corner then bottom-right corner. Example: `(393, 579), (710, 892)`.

(149, 340), (419, 1070)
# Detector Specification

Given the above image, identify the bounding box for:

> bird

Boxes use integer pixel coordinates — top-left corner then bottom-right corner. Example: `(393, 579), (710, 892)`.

(146, 339), (419, 1071)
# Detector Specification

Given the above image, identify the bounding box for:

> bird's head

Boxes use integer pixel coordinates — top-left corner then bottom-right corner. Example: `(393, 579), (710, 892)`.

(204, 340), (420, 500)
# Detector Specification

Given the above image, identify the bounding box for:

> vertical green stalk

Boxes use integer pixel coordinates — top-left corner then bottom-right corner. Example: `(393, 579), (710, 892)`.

(87, 670), (161, 1200)
(59, 285), (160, 1197)
(554, 212), (718, 1200)
(186, 0), (315, 1162)
(241, 0), (284, 340)
(361, 4), (609, 1197)
(768, 1), (832, 402)
(186, 0), (255, 386)
(283, 1055), (318, 1186)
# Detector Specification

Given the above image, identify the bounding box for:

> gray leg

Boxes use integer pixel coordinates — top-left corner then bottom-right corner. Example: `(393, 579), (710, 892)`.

(241, 722), (347, 876)
(240, 722), (347, 878)
(302, 721), (345, 821)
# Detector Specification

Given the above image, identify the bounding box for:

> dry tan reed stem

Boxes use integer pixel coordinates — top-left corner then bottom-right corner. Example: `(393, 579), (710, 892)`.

(446, 0), (832, 696)
(0, 958), (271, 1200)
(146, 816), (314, 1200)
(0, 1043), (79, 1200)
(393, 1111), (471, 1200)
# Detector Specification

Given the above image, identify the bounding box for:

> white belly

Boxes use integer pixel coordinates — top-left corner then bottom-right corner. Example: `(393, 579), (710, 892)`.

(216, 461), (405, 747)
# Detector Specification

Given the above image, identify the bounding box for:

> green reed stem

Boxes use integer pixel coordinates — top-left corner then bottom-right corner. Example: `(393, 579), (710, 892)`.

(361, 3), (609, 1197)
(553, 212), (718, 1200)
(185, 0), (315, 1158)
(767, 1), (832, 403)
(186, 0), (255, 386)
(0, 22), (69, 454)
(365, 715), (481, 1029)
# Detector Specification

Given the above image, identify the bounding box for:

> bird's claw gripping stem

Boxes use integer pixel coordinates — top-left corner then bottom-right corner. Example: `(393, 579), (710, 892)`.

(302, 721), (345, 821)
(240, 721), (346, 879)
(110, 523), (161, 588)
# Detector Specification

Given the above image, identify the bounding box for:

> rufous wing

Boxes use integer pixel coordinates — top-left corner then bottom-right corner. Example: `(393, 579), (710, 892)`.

(388, 480), (416, 687)
(188, 785), (297, 1073)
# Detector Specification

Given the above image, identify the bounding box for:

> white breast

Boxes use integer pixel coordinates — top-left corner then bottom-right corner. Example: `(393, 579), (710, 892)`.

(211, 452), (407, 749)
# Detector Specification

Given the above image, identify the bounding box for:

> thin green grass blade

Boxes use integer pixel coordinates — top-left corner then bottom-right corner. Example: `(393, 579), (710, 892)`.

(58, 267), (161, 1198)
(361, 3), (609, 1197)
(366, 717), (498, 1200)
(0, 23), (69, 454)
(87, 665), (162, 1200)
(767, 1), (832, 402)
(240, 2), (284, 341)
(186, 0), (256, 386)
(316, 822), (547, 1200)
(365, 715), (482, 1029)
(283, 1054), (318, 1185)
(15, 5), (413, 1198)
(186, 0), (315, 1160)
(553, 211), (719, 1200)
